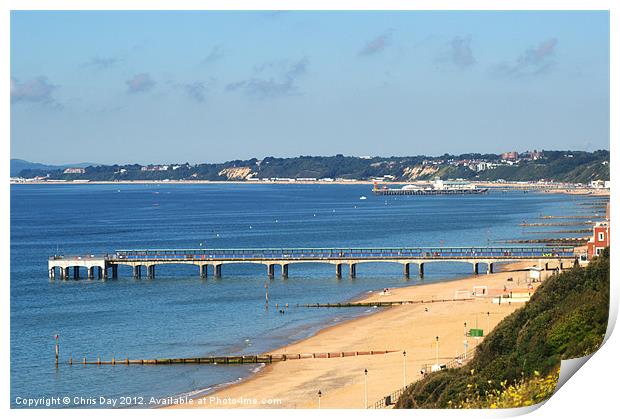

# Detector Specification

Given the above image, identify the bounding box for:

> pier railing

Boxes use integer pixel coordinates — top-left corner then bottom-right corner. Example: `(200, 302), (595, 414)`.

(112, 246), (575, 261)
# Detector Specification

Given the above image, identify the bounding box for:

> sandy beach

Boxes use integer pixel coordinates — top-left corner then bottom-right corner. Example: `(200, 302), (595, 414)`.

(173, 260), (560, 409)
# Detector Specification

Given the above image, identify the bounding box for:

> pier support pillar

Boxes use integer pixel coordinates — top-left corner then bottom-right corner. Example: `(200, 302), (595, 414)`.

(87, 267), (94, 280)
(97, 267), (102, 279)
(487, 263), (494, 275)
(418, 263), (425, 278)
(111, 265), (118, 279)
(133, 265), (141, 279)
(62, 267), (70, 280)
(214, 264), (222, 279)
(102, 266), (108, 280)
(281, 264), (288, 279)
(200, 265), (208, 279)
(147, 265), (155, 279)
(472, 263), (479, 275)
(403, 263), (410, 279)
(267, 264), (275, 279)
(336, 264), (342, 279)
(49, 267), (55, 280)
(349, 263), (356, 279)
(73, 267), (80, 280)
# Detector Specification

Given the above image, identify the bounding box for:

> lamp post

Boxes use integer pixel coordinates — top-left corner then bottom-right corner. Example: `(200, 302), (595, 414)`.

(318, 390), (322, 409)
(364, 369), (368, 408)
(403, 350), (407, 389)
(463, 322), (468, 358)
(487, 311), (490, 335)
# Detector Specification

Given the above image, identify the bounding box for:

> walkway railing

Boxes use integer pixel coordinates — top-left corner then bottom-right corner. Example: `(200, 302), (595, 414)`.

(369, 351), (475, 409)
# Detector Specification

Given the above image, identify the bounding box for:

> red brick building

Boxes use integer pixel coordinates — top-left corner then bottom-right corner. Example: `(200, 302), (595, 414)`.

(587, 221), (610, 259)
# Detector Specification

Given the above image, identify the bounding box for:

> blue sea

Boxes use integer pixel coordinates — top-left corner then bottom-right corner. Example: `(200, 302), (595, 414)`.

(10, 183), (599, 408)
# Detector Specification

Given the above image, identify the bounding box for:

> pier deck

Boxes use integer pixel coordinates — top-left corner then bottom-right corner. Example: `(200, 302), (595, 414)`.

(48, 246), (576, 280)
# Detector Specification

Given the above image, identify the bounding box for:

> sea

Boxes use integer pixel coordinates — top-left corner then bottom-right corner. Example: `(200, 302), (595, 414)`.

(9, 183), (601, 408)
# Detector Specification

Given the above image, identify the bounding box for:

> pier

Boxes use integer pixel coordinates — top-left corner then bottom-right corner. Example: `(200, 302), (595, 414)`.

(48, 246), (576, 280)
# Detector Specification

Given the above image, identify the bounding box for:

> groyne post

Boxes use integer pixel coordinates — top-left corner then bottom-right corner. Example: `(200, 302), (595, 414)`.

(55, 334), (59, 368)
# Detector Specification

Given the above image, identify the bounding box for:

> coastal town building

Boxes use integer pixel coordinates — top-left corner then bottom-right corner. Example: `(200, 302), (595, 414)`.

(587, 221), (610, 258)
(587, 202), (610, 259)
(63, 167), (85, 174)
(141, 165), (169, 171)
(501, 151), (519, 161)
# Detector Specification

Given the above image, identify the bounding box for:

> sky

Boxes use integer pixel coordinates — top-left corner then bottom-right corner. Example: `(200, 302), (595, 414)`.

(10, 10), (610, 165)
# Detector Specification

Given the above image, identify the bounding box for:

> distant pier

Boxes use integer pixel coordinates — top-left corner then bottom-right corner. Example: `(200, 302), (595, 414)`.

(48, 246), (576, 281)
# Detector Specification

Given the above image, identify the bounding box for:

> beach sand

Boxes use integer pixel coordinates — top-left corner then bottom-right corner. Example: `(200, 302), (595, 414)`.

(174, 260), (562, 409)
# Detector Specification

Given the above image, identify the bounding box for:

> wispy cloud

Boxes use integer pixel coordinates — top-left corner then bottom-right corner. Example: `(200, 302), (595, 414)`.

(201, 46), (225, 65)
(11, 76), (58, 105)
(83, 56), (121, 70)
(492, 38), (559, 77)
(126, 73), (156, 94)
(449, 36), (476, 69)
(435, 36), (476, 70)
(358, 30), (393, 56)
(226, 57), (309, 99)
(184, 81), (207, 102)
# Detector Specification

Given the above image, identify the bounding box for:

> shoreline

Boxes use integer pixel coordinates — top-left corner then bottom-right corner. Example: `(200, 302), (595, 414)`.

(171, 260), (559, 409)
(9, 179), (610, 196)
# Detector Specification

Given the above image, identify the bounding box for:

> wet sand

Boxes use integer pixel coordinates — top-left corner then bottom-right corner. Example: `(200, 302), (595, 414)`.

(174, 260), (560, 409)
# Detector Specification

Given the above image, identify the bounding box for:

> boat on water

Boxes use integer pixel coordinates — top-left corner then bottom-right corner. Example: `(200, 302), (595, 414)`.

(359, 196), (367, 200)
(372, 179), (488, 196)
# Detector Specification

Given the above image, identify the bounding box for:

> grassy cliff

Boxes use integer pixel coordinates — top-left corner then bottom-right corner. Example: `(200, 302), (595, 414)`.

(396, 248), (610, 409)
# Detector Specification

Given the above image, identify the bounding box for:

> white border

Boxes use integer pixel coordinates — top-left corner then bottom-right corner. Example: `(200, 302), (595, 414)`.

(2, 1), (616, 419)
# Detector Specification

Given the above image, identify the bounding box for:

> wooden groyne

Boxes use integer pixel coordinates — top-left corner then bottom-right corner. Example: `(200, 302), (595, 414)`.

(303, 297), (474, 308)
(519, 222), (594, 227)
(578, 202), (609, 207)
(527, 229), (592, 234)
(539, 215), (605, 220)
(497, 238), (588, 245)
(65, 350), (401, 366)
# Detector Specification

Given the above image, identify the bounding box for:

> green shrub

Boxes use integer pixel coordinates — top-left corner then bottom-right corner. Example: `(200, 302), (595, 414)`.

(396, 248), (609, 409)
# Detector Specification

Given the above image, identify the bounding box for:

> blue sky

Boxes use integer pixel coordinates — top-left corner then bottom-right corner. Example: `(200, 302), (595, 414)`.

(10, 11), (610, 165)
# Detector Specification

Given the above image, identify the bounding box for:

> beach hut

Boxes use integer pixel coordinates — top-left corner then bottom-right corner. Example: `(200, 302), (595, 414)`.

(529, 267), (544, 281)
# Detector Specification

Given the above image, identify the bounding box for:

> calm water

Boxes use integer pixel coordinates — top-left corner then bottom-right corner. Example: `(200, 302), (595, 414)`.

(10, 184), (597, 407)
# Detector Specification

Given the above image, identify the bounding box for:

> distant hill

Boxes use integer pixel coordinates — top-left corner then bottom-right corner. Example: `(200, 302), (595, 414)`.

(11, 150), (609, 183)
(10, 159), (97, 177)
